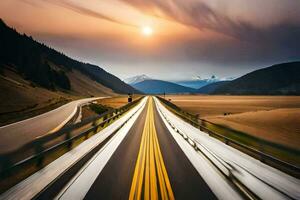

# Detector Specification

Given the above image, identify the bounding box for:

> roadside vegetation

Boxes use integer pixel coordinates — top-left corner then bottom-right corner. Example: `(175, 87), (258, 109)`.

(89, 103), (111, 115)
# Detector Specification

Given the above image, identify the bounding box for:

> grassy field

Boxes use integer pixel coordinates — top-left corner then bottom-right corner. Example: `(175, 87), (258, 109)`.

(206, 108), (300, 149)
(96, 95), (142, 108)
(80, 95), (142, 120)
(163, 95), (300, 150)
(164, 95), (300, 117)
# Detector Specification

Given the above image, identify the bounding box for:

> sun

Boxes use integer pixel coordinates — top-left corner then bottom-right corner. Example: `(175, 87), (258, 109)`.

(141, 26), (153, 36)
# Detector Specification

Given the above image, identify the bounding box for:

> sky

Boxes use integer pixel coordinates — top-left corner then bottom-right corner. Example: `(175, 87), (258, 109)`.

(0, 0), (299, 81)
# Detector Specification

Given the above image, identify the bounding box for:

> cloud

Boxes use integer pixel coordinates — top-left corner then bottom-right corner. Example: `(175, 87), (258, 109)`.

(122, 0), (300, 40)
(122, 0), (300, 64)
(15, 0), (300, 79)
(21, 0), (137, 28)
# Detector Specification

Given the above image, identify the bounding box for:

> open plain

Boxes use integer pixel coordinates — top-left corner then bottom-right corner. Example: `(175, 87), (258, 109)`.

(163, 95), (300, 149)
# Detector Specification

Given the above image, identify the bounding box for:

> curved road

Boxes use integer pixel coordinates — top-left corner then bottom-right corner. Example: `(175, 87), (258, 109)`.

(0, 97), (106, 153)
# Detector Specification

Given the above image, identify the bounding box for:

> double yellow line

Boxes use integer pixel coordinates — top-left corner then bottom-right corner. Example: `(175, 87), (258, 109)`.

(129, 97), (175, 200)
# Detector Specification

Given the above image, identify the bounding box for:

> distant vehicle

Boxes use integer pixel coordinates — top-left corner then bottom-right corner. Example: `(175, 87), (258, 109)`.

(128, 93), (133, 103)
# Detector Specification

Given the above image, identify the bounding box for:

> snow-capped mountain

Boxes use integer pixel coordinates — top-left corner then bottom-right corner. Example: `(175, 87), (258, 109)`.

(124, 75), (152, 85)
(175, 75), (234, 89)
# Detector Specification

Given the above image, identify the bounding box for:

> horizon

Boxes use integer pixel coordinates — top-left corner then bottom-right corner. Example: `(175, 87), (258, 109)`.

(1, 0), (299, 81)
(0, 2), (300, 198)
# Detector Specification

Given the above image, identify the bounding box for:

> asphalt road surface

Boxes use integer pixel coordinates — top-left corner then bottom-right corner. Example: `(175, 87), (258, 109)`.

(83, 98), (216, 200)
(0, 97), (104, 153)
(2, 97), (299, 200)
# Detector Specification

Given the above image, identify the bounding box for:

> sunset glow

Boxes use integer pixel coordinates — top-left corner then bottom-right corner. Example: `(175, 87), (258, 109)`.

(141, 26), (153, 36)
(0, 0), (299, 80)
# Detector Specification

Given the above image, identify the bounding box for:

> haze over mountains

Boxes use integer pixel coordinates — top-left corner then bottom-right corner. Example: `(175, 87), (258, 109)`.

(127, 62), (300, 95)
(132, 79), (197, 94)
(124, 75), (225, 94)
(175, 76), (228, 89)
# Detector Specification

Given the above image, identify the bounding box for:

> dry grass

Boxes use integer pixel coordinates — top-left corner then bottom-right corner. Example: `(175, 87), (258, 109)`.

(80, 95), (142, 120)
(67, 70), (115, 97)
(164, 95), (300, 149)
(0, 66), (117, 126)
(0, 70), (74, 125)
(206, 108), (300, 149)
(164, 95), (300, 117)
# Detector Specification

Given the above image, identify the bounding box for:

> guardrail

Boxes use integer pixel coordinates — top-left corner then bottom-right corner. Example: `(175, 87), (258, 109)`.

(0, 97), (143, 177)
(156, 96), (300, 178)
(156, 103), (258, 199)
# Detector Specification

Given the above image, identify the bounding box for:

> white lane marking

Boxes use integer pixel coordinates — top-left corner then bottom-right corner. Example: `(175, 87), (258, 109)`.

(154, 98), (243, 200)
(0, 97), (147, 200)
(46, 104), (79, 134)
(56, 97), (148, 200)
(154, 97), (300, 200)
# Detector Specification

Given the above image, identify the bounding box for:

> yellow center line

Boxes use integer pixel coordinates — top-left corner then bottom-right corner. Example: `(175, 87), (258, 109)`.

(129, 97), (175, 200)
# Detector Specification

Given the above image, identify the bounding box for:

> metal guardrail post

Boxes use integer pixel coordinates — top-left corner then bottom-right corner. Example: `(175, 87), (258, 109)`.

(65, 132), (72, 150)
(0, 155), (11, 176)
(34, 141), (44, 167)
(92, 119), (99, 134)
(225, 138), (229, 145)
(259, 139), (265, 162)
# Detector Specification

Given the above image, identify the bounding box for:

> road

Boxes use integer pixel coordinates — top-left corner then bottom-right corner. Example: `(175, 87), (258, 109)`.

(81, 97), (216, 200)
(1, 96), (299, 200)
(54, 97), (217, 200)
(0, 97), (105, 153)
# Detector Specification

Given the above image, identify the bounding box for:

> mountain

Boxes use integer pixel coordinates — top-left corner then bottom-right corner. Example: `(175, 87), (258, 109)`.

(176, 79), (217, 89)
(212, 62), (300, 95)
(132, 79), (197, 94)
(124, 74), (151, 85)
(175, 75), (233, 89)
(197, 81), (230, 94)
(175, 75), (219, 89)
(0, 19), (138, 95)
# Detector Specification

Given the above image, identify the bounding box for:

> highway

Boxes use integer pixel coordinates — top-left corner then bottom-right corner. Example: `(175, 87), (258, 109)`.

(79, 98), (216, 200)
(0, 97), (105, 153)
(1, 97), (299, 200)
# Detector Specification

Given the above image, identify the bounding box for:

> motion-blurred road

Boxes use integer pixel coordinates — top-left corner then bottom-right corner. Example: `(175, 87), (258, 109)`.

(0, 97), (105, 153)
(81, 98), (216, 200)
(1, 97), (299, 200)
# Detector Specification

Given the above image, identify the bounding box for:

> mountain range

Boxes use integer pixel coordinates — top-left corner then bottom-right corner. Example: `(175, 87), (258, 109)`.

(0, 19), (138, 96)
(197, 81), (230, 94)
(175, 76), (222, 89)
(132, 79), (197, 94)
(125, 75), (221, 94)
(211, 62), (300, 95)
(123, 74), (151, 85)
(127, 62), (300, 95)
